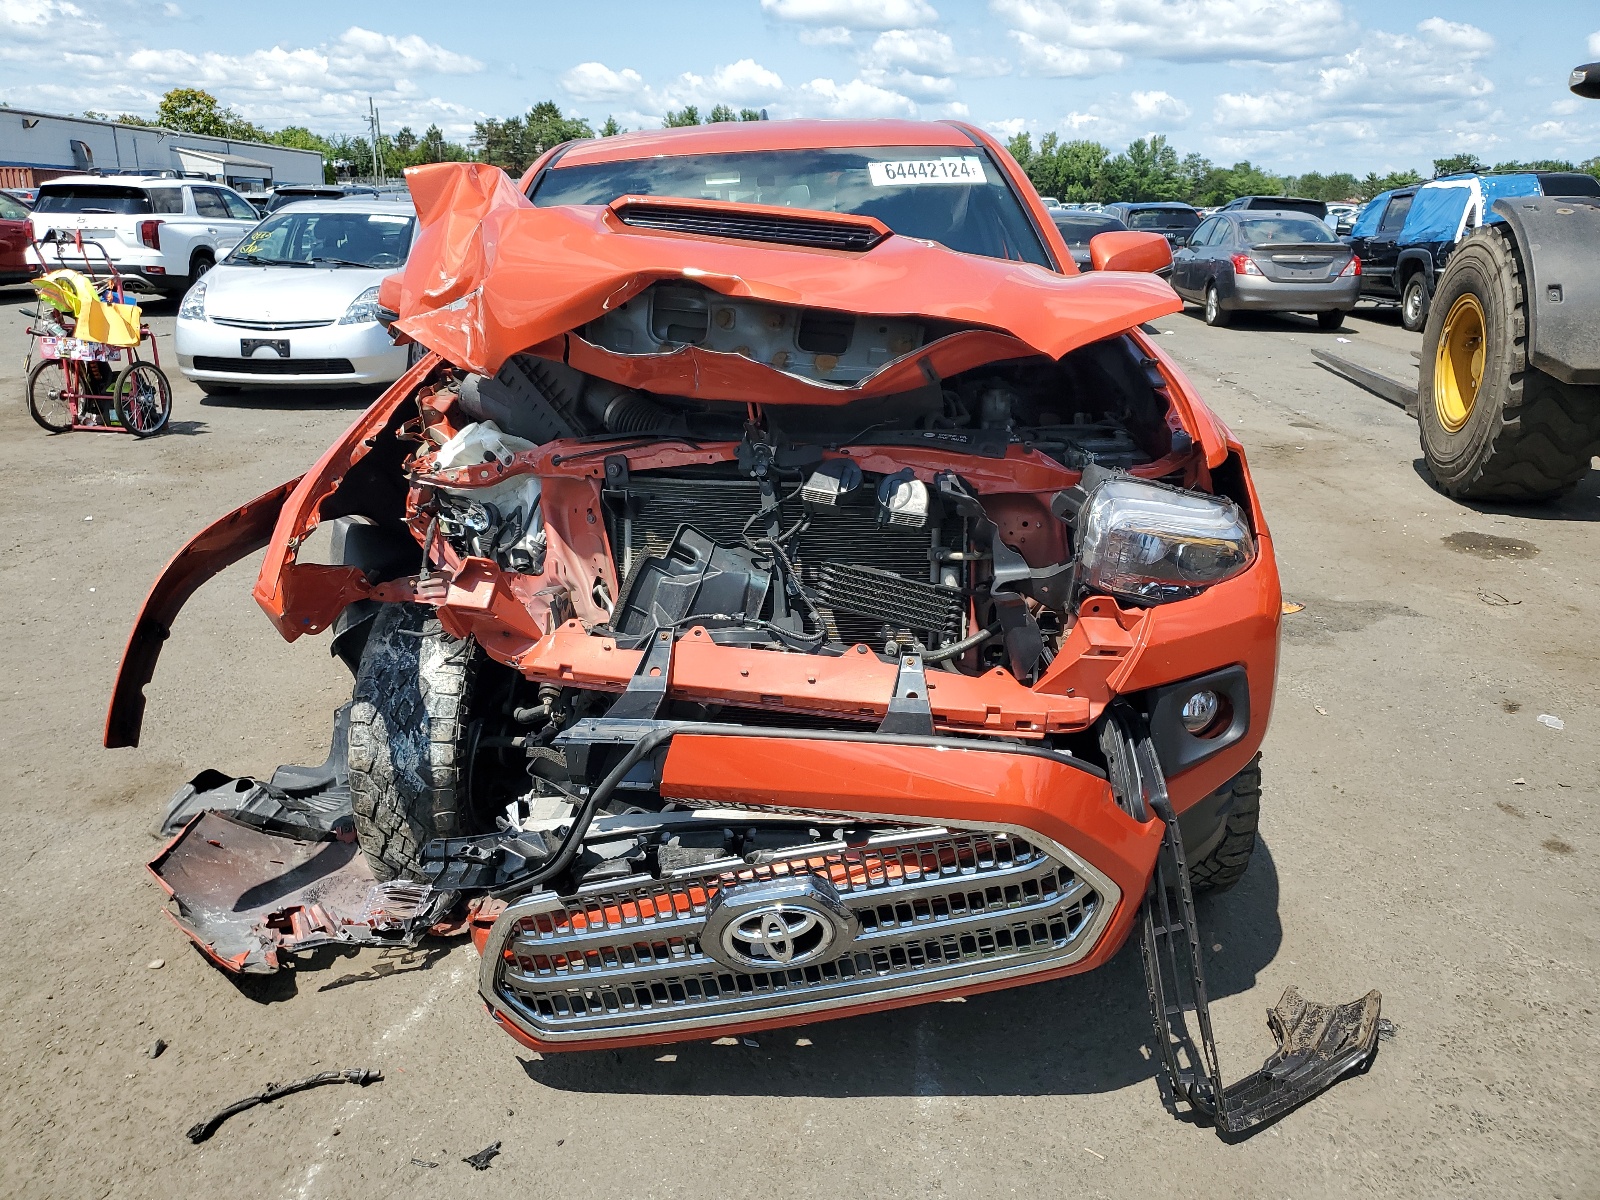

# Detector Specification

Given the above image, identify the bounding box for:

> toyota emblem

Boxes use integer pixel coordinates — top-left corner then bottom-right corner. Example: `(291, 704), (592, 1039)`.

(701, 876), (859, 972)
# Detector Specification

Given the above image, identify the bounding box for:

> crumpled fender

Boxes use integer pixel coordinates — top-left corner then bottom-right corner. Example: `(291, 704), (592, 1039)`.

(105, 477), (301, 748)
(383, 161), (1182, 380)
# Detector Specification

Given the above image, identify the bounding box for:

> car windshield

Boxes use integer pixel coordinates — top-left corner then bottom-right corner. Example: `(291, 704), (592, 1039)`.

(266, 190), (343, 213)
(533, 146), (1052, 267)
(1050, 214), (1127, 244)
(0, 193), (29, 221)
(35, 185), (153, 215)
(1125, 208), (1199, 231)
(225, 210), (416, 267)
(1239, 216), (1337, 244)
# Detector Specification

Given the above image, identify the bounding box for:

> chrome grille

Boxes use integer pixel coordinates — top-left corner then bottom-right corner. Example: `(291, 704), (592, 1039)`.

(480, 826), (1115, 1044)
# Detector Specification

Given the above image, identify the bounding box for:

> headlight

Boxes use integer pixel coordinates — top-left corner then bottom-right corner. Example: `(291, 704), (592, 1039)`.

(338, 285), (383, 325)
(178, 280), (207, 321)
(1075, 477), (1255, 604)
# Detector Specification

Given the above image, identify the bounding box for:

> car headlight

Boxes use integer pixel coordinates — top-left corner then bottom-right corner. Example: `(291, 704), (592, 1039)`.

(178, 280), (207, 321)
(339, 285), (383, 325)
(1074, 477), (1255, 605)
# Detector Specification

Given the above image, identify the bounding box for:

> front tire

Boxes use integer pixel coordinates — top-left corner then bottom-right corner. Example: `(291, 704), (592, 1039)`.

(1418, 226), (1600, 502)
(348, 603), (483, 881)
(1203, 284), (1230, 327)
(1187, 757), (1262, 894)
(26, 360), (73, 432)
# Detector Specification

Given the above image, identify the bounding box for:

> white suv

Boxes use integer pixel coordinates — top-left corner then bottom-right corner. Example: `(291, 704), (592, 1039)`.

(26, 175), (262, 295)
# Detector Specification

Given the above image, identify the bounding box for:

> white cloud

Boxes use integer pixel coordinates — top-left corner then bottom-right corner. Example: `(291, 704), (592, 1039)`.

(561, 62), (647, 102)
(799, 25), (854, 46)
(1130, 90), (1190, 121)
(1588, 29), (1600, 57)
(991, 0), (1353, 63)
(1009, 31), (1124, 77)
(796, 76), (918, 117)
(1415, 17), (1494, 54)
(762, 0), (938, 29)
(987, 117), (1029, 137)
(709, 58), (786, 102)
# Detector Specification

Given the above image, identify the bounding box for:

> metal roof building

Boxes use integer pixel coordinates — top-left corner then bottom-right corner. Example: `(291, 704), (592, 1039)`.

(0, 107), (323, 191)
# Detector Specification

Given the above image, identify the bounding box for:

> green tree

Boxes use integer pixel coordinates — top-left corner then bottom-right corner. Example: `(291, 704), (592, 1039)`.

(473, 102), (592, 174)
(708, 104), (737, 123)
(663, 105), (701, 127)
(600, 116), (623, 137)
(155, 87), (265, 140)
(739, 108), (763, 121)
(116, 113), (155, 126)
(1432, 152), (1484, 177)
(1102, 135), (1187, 202)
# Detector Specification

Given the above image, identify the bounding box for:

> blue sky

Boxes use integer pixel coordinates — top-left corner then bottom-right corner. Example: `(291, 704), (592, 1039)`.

(2, 0), (1597, 174)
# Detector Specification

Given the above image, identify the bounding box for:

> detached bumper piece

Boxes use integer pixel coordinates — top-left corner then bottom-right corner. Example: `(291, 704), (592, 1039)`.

(1104, 707), (1383, 1137)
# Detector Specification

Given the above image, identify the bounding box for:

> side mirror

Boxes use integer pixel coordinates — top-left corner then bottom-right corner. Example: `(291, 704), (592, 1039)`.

(1089, 230), (1174, 273)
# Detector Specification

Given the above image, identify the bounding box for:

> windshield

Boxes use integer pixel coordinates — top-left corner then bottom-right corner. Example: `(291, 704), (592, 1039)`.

(0, 193), (29, 221)
(533, 146), (1052, 268)
(1239, 216), (1337, 244)
(265, 189), (344, 213)
(225, 210), (416, 268)
(35, 185), (153, 216)
(1125, 207), (1199, 231)
(1050, 213), (1128, 244)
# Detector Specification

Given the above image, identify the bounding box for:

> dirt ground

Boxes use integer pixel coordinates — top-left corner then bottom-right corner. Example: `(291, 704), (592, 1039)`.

(0, 284), (1595, 1200)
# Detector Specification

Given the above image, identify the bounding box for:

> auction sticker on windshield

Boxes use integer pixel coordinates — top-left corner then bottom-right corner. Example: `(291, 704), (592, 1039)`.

(868, 157), (988, 186)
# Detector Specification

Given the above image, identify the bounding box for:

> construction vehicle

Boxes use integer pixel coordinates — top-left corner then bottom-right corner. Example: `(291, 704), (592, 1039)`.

(1416, 63), (1600, 501)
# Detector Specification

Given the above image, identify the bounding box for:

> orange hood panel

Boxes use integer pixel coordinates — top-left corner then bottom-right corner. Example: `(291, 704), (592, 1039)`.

(387, 161), (1182, 384)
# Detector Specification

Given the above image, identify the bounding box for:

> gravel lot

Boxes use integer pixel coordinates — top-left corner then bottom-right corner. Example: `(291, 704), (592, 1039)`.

(0, 285), (1595, 1199)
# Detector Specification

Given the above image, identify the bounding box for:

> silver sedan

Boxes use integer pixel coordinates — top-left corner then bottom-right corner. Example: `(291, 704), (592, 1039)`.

(175, 198), (415, 394)
(1170, 210), (1361, 330)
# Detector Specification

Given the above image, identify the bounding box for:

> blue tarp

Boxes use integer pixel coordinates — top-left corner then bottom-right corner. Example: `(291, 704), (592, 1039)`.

(1398, 180), (1472, 245)
(1479, 173), (1540, 223)
(1349, 191), (1391, 239)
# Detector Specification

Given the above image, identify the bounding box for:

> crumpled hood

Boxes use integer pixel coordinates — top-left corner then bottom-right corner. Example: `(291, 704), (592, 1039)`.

(204, 263), (393, 323)
(386, 161), (1181, 381)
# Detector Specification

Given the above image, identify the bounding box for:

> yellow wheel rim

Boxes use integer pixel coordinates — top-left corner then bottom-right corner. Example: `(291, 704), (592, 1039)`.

(1434, 293), (1485, 433)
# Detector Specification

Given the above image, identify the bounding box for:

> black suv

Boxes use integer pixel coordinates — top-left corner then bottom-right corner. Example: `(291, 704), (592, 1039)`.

(1101, 201), (1200, 247)
(1352, 172), (1600, 331)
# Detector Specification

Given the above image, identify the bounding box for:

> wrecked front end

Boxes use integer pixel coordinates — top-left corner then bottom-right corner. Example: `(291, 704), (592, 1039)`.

(110, 156), (1380, 1135)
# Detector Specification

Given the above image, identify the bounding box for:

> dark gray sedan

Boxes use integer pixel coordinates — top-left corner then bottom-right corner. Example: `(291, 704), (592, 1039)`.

(1049, 210), (1129, 271)
(1170, 211), (1360, 329)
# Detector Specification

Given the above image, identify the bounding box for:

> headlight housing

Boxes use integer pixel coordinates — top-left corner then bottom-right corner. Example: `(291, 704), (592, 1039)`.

(338, 285), (383, 325)
(177, 280), (207, 321)
(1074, 477), (1255, 605)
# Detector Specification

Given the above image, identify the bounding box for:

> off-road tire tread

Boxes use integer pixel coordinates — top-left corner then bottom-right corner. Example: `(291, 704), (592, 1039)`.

(347, 603), (478, 881)
(1419, 226), (1600, 501)
(1187, 756), (1262, 894)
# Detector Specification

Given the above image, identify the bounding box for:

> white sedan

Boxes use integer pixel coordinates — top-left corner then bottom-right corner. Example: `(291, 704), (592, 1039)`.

(175, 198), (416, 393)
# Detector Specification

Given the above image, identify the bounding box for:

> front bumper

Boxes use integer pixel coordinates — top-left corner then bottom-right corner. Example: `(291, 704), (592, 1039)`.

(1227, 274), (1361, 312)
(478, 733), (1162, 1052)
(175, 316), (406, 387)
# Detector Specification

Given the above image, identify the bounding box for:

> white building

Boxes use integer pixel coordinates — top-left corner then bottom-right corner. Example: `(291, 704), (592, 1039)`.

(0, 107), (323, 191)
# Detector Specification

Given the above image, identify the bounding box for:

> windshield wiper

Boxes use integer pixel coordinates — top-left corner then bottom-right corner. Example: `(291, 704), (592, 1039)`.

(230, 254), (311, 267)
(309, 256), (369, 268)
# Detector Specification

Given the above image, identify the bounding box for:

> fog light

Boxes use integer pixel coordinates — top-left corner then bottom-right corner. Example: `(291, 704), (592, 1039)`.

(1181, 690), (1220, 733)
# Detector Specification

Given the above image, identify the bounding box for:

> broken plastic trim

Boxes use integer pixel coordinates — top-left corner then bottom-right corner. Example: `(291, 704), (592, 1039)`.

(1101, 703), (1384, 1137)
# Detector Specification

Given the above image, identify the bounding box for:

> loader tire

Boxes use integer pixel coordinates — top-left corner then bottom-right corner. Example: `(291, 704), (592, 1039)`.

(348, 603), (480, 881)
(1418, 226), (1600, 502)
(1186, 757), (1262, 895)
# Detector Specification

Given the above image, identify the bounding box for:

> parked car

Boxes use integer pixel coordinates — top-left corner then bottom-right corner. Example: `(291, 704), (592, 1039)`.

(1039, 195), (1062, 208)
(1324, 202), (1358, 233)
(174, 198), (417, 393)
(1049, 208), (1130, 270)
(1102, 201), (1200, 246)
(2, 187), (39, 208)
(25, 175), (260, 295)
(264, 184), (380, 214)
(1351, 171), (1600, 330)
(109, 119), (1383, 1135)
(0, 189), (33, 284)
(1171, 209), (1360, 328)
(1220, 195), (1328, 220)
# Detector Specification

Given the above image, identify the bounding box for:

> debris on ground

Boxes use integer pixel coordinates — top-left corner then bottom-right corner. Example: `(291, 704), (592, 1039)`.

(1536, 714), (1564, 731)
(463, 1141), (502, 1171)
(149, 1039), (166, 1059)
(146, 959), (163, 969)
(185, 1068), (382, 1143)
(1281, 600), (1306, 614)
(411, 1159), (439, 1168)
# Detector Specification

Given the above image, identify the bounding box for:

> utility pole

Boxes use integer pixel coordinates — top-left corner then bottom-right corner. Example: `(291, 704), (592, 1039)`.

(367, 98), (385, 185)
